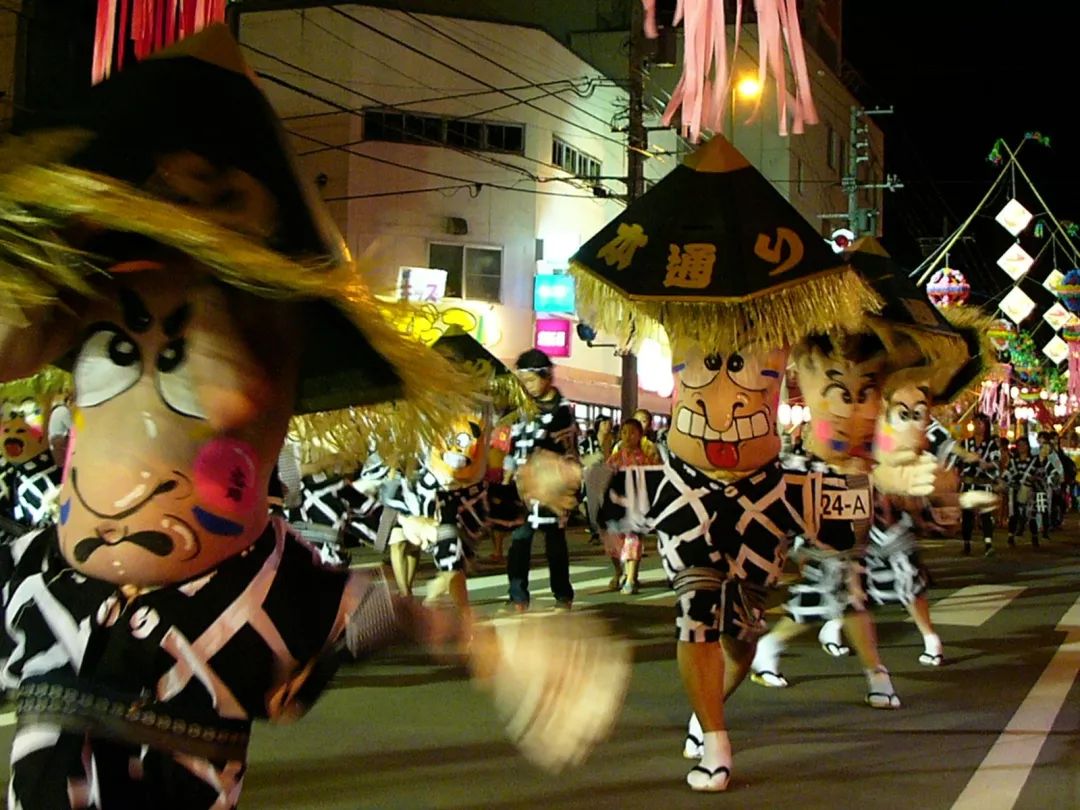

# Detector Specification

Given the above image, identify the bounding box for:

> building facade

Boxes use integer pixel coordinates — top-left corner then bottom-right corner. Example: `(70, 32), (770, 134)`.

(236, 2), (884, 423)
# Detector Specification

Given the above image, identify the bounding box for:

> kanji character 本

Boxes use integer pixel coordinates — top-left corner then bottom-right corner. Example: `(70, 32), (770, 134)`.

(663, 243), (716, 289)
(597, 223), (649, 270)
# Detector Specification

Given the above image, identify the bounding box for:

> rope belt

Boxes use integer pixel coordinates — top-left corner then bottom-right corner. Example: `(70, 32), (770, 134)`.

(671, 567), (767, 606)
(16, 680), (251, 761)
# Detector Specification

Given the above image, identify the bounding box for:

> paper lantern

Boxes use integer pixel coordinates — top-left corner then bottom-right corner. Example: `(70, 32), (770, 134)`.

(987, 319), (1016, 353)
(1058, 269), (1080, 314)
(926, 267), (971, 308)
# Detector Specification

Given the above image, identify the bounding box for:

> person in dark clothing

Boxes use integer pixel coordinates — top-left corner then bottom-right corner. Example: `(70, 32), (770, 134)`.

(505, 349), (580, 611)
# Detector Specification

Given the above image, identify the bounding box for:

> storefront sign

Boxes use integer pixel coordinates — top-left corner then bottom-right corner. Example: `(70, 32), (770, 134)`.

(398, 267), (447, 302)
(533, 274), (576, 313)
(534, 317), (572, 358)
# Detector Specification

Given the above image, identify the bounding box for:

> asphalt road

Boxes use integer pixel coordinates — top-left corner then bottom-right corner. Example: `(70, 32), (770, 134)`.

(3, 522), (1078, 809)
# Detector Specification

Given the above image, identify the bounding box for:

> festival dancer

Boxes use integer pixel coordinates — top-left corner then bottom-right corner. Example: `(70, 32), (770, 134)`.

(603, 417), (660, 594)
(1006, 438), (1049, 547)
(552, 136), (940, 793)
(0, 369), (68, 541)
(504, 348), (579, 613)
(959, 413), (1001, 556)
(0, 28), (628, 806)
(749, 332), (901, 707)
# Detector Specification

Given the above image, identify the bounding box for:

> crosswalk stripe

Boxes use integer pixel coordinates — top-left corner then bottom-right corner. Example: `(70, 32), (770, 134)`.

(951, 593), (1080, 810)
(923, 584), (1025, 627)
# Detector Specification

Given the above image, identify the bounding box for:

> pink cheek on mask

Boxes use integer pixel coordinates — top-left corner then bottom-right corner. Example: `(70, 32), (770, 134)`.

(192, 438), (259, 515)
(813, 419), (832, 441)
(875, 427), (897, 454)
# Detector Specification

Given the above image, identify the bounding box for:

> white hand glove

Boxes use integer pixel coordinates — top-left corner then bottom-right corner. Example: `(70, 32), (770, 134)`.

(398, 514), (439, 549)
(958, 491), (999, 513)
(470, 613), (630, 772)
(872, 450), (938, 496)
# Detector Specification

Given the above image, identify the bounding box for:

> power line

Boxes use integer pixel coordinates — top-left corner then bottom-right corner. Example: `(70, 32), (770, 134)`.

(246, 52), (567, 186)
(326, 6), (640, 155)
(400, 10), (619, 134)
(255, 68), (613, 196)
(284, 126), (612, 201)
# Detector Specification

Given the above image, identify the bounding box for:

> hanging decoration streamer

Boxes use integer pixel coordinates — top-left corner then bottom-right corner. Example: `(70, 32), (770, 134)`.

(925, 267), (970, 308)
(93, 0), (227, 83)
(642, 0), (819, 142)
(978, 365), (1013, 431)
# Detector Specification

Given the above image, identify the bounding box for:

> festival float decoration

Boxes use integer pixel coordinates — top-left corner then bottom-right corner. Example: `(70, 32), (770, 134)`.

(926, 267), (970, 308)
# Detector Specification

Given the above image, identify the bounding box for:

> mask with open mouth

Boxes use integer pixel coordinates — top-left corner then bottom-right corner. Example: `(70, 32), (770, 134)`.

(667, 343), (787, 477)
(0, 397), (49, 465)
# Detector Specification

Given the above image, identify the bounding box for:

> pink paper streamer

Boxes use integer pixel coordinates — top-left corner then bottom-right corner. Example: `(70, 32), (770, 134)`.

(647, 0), (819, 141)
(93, 0), (226, 81)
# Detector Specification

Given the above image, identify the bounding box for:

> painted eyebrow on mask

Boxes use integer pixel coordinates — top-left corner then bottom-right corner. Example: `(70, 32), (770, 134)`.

(162, 303), (191, 338)
(116, 287), (154, 335)
(761, 369), (781, 378)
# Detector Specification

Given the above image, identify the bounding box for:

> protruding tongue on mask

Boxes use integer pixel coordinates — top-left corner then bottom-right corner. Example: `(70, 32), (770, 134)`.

(704, 440), (739, 468)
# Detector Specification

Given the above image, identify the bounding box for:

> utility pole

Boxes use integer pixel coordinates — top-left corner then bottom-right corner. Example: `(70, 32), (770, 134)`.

(621, 0), (646, 420)
(822, 106), (902, 238)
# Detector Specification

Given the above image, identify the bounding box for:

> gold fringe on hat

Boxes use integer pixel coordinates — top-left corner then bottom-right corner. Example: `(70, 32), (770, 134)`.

(288, 358), (502, 475)
(570, 261), (882, 352)
(0, 131), (486, 473)
(0, 366), (72, 402)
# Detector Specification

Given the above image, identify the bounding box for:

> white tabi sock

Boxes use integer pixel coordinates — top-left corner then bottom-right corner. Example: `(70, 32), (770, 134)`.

(752, 633), (782, 673)
(922, 633), (942, 657)
(683, 712), (704, 758)
(687, 730), (732, 791)
(864, 666), (901, 708)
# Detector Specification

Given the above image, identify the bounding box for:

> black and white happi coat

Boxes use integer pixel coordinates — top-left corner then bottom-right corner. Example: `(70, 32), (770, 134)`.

(1, 517), (389, 809)
(959, 438), (1001, 493)
(0, 451), (63, 538)
(599, 447), (801, 643)
(507, 391), (579, 530)
(384, 465), (488, 572)
(863, 494), (939, 607)
(290, 454), (393, 550)
(780, 452), (873, 624)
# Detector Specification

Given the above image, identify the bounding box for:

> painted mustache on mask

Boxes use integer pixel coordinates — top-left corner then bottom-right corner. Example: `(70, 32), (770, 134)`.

(73, 531), (175, 563)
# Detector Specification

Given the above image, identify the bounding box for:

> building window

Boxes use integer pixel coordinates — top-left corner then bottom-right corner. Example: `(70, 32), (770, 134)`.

(838, 138), (847, 177)
(551, 136), (602, 180)
(363, 109), (525, 155)
(428, 243), (502, 303)
(827, 125), (841, 171)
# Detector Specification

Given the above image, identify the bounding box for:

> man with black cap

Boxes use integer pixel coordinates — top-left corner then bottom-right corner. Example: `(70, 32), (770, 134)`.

(504, 348), (580, 611)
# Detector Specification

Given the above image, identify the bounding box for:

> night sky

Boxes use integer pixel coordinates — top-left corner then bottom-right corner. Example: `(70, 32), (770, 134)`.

(842, 1), (1080, 327)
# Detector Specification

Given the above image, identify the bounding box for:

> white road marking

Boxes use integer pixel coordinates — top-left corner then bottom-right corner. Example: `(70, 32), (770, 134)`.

(0, 710), (15, 727)
(950, 593), (1080, 810)
(924, 584), (1025, 627)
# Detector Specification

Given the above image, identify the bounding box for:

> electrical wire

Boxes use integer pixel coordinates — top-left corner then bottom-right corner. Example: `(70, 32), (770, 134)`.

(326, 6), (645, 155)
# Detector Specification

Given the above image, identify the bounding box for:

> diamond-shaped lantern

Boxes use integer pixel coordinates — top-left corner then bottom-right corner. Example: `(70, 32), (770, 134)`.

(999, 286), (1036, 324)
(1044, 335), (1069, 364)
(1043, 302), (1074, 331)
(995, 198), (1034, 236)
(997, 243), (1034, 281)
(1044, 269), (1065, 295)
(925, 267), (970, 308)
(1058, 268), (1080, 314)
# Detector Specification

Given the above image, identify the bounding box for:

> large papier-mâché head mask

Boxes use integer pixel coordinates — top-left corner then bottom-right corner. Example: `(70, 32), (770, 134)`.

(793, 334), (886, 465)
(874, 371), (933, 462)
(58, 253), (301, 586)
(1, 397), (50, 465)
(668, 342), (787, 476)
(426, 411), (490, 489)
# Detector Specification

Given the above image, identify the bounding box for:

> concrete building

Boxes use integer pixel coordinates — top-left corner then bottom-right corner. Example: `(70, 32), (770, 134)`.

(238, 3), (884, 425)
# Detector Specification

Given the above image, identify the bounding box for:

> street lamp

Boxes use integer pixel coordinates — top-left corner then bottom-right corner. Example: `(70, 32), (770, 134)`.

(729, 74), (762, 143)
